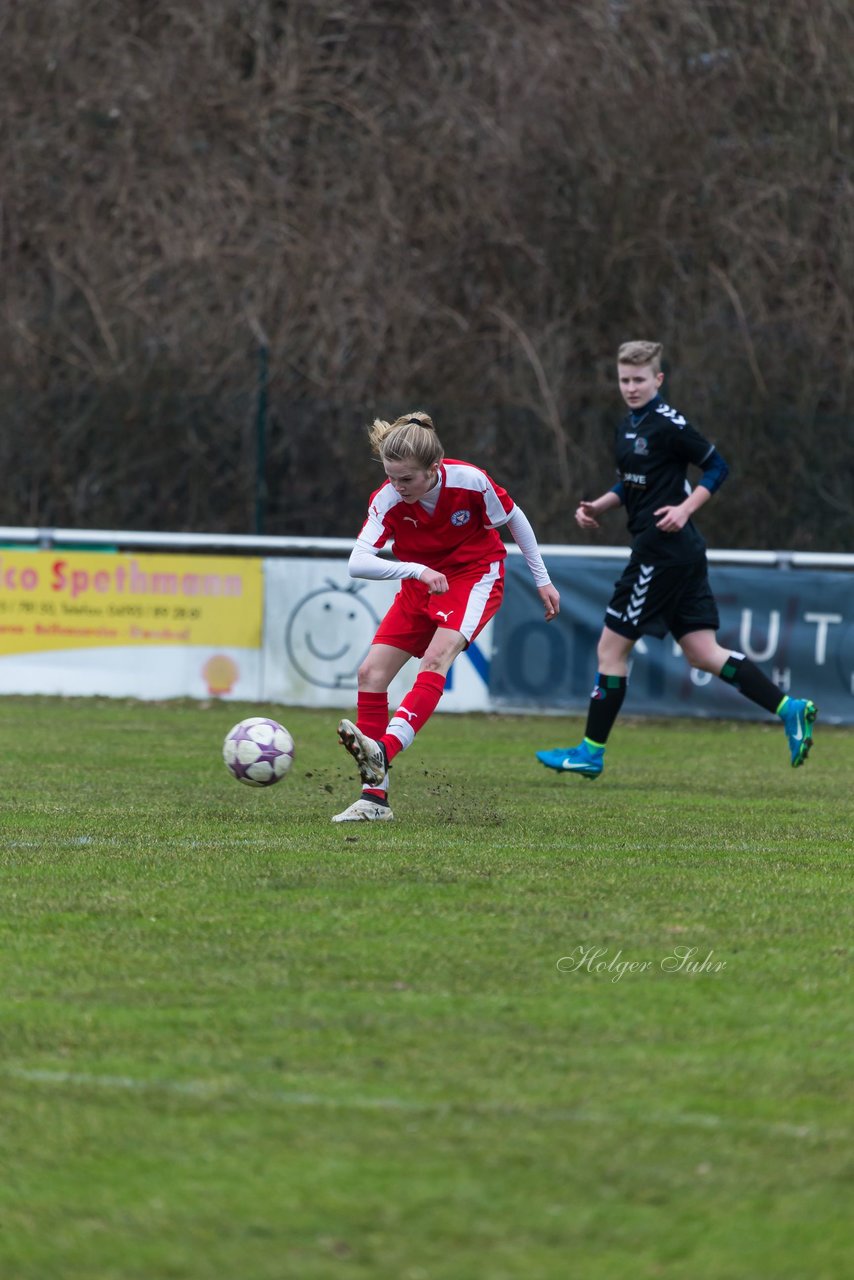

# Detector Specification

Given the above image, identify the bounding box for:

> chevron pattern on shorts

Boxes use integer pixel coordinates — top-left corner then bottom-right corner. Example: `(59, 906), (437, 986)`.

(625, 564), (654, 623)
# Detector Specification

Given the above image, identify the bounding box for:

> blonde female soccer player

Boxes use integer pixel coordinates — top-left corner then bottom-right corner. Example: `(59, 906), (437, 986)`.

(333, 412), (560, 821)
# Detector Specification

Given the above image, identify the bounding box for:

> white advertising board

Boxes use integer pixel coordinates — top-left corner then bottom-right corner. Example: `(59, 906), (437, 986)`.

(260, 559), (492, 712)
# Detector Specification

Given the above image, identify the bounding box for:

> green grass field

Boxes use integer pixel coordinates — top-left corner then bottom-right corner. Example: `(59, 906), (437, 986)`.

(1, 696), (852, 1280)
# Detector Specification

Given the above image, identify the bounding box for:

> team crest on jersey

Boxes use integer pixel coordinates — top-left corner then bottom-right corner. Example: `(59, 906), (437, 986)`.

(633, 436), (649, 455)
(450, 509), (471, 526)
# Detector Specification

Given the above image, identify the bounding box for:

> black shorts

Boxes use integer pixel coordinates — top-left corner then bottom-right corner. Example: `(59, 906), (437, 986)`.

(604, 556), (719, 641)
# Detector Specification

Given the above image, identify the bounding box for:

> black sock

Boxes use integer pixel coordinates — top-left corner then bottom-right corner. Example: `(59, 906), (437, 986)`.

(584, 673), (627, 745)
(718, 653), (784, 715)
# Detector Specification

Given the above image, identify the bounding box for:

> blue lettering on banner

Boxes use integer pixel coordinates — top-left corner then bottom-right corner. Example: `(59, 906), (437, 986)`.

(490, 557), (854, 722)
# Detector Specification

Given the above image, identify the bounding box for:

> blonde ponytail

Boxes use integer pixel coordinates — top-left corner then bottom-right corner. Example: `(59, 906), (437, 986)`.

(368, 411), (444, 468)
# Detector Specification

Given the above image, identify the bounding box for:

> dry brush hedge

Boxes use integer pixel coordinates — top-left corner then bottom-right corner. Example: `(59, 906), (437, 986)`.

(1, 0), (851, 547)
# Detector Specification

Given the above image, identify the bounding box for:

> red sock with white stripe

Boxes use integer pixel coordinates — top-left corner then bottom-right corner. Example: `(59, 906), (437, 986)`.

(381, 671), (447, 764)
(357, 691), (390, 801)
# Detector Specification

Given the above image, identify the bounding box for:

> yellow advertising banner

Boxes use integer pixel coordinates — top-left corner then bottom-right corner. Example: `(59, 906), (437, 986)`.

(0, 550), (263, 655)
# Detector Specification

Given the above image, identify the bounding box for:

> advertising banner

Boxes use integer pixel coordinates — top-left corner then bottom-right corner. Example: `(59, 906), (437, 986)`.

(3, 543), (851, 721)
(0, 549), (263, 699)
(261, 559), (492, 712)
(491, 556), (854, 723)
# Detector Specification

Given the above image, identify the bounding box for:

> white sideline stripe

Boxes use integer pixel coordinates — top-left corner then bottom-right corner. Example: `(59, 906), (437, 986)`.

(2, 1067), (440, 1113)
(3, 1068), (840, 1142)
(7, 838), (836, 855)
(5, 835), (260, 850)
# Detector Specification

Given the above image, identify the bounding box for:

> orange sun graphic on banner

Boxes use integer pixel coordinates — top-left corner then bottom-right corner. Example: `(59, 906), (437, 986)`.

(202, 654), (239, 695)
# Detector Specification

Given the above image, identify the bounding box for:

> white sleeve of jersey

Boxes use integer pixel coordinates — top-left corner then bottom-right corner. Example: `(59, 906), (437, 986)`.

(506, 505), (551, 587)
(358, 503), (388, 547)
(348, 537), (427, 582)
(482, 478), (513, 528)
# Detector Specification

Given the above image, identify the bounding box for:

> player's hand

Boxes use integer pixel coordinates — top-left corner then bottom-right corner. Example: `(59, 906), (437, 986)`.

(419, 568), (449, 594)
(539, 584), (560, 621)
(575, 500), (600, 529)
(654, 504), (688, 533)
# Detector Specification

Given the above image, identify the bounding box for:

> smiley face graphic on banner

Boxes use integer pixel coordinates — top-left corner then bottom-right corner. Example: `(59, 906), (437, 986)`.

(284, 581), (381, 688)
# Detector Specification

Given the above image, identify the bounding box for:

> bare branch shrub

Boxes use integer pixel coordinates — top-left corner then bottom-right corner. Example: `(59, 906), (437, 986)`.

(0, 0), (851, 547)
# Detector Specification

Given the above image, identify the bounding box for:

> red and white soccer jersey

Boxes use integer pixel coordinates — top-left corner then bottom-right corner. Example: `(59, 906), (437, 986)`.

(358, 459), (515, 574)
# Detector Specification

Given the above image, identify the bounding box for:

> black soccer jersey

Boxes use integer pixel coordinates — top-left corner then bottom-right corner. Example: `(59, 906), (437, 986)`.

(613, 396), (716, 565)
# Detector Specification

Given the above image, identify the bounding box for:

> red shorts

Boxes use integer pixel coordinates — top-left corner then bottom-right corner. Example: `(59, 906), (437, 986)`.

(372, 560), (505, 658)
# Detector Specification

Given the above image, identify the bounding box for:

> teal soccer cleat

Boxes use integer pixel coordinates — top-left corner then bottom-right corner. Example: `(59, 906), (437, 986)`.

(536, 740), (605, 779)
(779, 698), (817, 767)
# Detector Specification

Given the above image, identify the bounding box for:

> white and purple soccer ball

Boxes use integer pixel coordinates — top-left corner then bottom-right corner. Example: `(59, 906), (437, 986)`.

(223, 717), (295, 787)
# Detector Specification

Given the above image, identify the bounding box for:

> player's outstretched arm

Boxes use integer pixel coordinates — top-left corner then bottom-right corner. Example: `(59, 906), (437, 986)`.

(505, 505), (559, 619)
(654, 484), (712, 532)
(348, 537), (429, 582)
(576, 491), (622, 529)
(538, 583), (560, 620)
(655, 444), (729, 532)
(418, 567), (449, 594)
